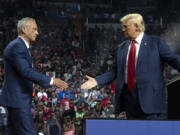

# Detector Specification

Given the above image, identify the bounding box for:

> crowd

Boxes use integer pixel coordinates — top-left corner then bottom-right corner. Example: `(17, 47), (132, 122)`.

(28, 17), (121, 135)
(0, 16), (120, 135)
(0, 9), (180, 135)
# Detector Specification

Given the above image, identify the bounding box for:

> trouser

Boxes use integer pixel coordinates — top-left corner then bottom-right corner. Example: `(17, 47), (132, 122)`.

(6, 107), (38, 135)
(123, 84), (164, 120)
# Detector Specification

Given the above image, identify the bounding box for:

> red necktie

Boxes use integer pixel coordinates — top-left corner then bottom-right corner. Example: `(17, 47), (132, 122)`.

(127, 40), (136, 92)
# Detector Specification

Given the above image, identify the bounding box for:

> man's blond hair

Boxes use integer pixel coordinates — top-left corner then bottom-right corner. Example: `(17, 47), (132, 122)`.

(120, 13), (145, 32)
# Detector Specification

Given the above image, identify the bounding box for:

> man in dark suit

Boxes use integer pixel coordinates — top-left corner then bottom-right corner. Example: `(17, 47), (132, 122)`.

(80, 13), (180, 120)
(0, 17), (68, 135)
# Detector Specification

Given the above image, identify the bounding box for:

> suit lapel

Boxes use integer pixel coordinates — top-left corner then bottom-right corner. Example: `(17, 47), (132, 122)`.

(136, 34), (148, 70)
(17, 37), (31, 56)
(17, 37), (33, 67)
(122, 40), (130, 71)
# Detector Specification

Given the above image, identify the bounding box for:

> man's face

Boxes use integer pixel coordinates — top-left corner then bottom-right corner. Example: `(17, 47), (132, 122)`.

(23, 20), (39, 42)
(121, 19), (137, 40)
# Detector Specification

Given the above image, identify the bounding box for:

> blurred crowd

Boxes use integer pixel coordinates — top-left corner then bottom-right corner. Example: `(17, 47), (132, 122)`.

(0, 16), (122, 135)
(1, 2), (180, 135)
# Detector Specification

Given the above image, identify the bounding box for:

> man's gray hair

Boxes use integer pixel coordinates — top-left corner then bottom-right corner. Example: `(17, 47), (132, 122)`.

(17, 17), (36, 35)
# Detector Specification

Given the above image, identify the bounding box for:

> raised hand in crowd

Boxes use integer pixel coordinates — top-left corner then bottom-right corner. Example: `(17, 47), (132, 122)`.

(53, 78), (68, 90)
(80, 75), (98, 90)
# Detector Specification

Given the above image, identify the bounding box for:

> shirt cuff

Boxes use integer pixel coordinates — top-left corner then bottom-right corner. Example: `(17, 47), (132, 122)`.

(50, 78), (54, 85)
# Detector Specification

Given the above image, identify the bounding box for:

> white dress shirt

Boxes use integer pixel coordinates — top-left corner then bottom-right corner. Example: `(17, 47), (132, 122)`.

(19, 36), (30, 49)
(125, 32), (144, 83)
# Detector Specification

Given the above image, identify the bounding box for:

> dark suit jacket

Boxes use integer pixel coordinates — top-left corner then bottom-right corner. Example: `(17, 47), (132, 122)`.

(0, 37), (51, 109)
(95, 34), (180, 114)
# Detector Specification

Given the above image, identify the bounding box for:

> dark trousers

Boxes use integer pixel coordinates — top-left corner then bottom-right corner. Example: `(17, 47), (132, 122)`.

(6, 107), (37, 135)
(122, 84), (164, 120)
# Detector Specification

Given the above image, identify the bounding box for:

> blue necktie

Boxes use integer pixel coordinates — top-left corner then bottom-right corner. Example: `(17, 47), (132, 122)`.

(28, 48), (34, 68)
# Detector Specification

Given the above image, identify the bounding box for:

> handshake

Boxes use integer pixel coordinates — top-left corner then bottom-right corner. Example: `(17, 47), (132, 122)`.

(52, 75), (98, 91)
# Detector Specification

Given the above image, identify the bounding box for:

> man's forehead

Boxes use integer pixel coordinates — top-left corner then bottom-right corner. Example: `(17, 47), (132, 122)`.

(28, 20), (37, 27)
(124, 19), (133, 25)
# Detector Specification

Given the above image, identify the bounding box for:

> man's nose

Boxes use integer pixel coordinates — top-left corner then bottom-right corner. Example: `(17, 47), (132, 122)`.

(36, 31), (39, 35)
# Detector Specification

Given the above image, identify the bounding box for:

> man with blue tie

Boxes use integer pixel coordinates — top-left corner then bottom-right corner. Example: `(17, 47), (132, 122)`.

(0, 17), (68, 135)
(80, 13), (180, 120)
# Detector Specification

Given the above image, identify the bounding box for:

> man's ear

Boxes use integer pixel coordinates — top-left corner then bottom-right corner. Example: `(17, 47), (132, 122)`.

(21, 26), (26, 34)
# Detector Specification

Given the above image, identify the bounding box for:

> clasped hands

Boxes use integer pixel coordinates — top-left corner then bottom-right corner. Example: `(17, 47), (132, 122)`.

(53, 75), (97, 91)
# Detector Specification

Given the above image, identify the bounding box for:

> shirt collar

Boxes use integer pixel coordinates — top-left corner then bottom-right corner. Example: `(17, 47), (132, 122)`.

(19, 36), (30, 49)
(135, 32), (144, 44)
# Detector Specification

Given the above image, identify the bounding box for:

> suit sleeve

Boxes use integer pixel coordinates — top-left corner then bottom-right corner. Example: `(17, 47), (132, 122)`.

(6, 43), (51, 89)
(95, 52), (118, 88)
(158, 38), (180, 72)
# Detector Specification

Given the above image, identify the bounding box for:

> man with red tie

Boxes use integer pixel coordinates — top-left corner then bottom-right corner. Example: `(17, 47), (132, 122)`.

(80, 13), (180, 120)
